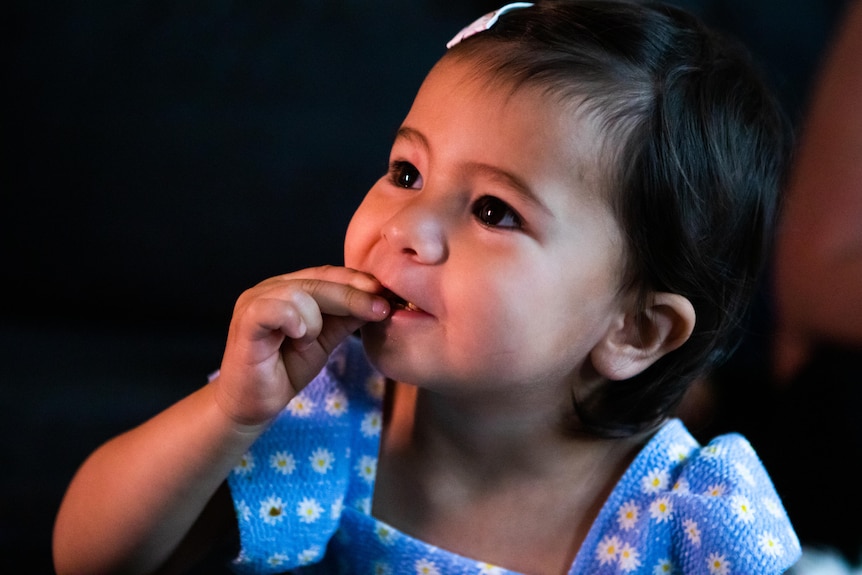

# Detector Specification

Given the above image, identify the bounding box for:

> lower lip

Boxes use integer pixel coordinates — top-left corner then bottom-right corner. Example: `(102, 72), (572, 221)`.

(390, 305), (432, 318)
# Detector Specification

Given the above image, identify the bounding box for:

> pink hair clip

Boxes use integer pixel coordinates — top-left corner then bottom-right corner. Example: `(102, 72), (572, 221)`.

(446, 2), (534, 49)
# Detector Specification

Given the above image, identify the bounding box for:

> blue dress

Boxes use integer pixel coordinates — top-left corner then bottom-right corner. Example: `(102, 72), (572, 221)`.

(227, 338), (801, 574)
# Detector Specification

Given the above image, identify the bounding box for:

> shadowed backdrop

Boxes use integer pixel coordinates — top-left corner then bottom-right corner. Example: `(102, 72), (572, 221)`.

(1, 1), (844, 571)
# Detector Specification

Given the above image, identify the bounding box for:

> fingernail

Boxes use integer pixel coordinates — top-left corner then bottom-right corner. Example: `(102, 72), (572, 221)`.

(372, 299), (389, 317)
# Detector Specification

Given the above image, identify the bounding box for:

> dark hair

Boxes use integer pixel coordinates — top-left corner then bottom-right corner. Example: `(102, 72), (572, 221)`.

(446, 0), (791, 436)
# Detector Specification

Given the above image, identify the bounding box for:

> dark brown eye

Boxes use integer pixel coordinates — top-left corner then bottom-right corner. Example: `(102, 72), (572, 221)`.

(472, 195), (522, 229)
(390, 161), (423, 189)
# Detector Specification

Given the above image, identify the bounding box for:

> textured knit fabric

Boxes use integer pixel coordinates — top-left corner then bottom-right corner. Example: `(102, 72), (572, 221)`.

(227, 337), (801, 574)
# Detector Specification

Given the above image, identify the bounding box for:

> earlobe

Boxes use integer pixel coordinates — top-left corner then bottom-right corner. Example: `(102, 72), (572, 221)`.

(591, 292), (696, 381)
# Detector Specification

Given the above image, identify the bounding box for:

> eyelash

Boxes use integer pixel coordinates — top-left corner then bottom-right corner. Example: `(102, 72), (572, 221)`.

(472, 195), (523, 229)
(389, 160), (422, 189)
(387, 160), (523, 230)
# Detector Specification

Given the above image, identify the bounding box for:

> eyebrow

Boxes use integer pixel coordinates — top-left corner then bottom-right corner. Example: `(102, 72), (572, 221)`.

(395, 126), (552, 216)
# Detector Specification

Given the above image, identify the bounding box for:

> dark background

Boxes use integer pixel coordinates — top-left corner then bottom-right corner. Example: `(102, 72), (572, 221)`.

(1, 1), (848, 572)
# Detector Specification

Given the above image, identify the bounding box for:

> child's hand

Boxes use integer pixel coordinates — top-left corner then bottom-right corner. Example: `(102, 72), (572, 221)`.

(212, 266), (390, 427)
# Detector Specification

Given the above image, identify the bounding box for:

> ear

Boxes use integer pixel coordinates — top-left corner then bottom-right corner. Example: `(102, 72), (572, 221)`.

(590, 292), (695, 381)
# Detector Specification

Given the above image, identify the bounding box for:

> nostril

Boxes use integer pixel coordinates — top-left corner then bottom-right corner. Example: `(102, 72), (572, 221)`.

(381, 209), (448, 264)
(382, 229), (419, 256)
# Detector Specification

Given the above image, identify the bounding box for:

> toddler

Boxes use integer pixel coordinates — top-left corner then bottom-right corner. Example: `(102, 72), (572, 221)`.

(53, 2), (800, 574)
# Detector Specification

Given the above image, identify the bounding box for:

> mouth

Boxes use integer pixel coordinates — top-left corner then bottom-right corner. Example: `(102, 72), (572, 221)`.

(382, 289), (424, 313)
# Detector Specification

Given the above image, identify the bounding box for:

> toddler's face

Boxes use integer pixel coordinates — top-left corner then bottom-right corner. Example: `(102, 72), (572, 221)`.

(344, 56), (629, 398)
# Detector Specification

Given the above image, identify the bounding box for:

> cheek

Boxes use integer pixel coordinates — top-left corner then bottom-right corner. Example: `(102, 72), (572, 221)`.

(441, 279), (581, 383)
(442, 263), (543, 347)
(449, 257), (615, 353)
(343, 196), (380, 269)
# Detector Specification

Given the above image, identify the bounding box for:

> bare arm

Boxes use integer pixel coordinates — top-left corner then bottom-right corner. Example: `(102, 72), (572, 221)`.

(52, 383), (256, 574)
(52, 267), (390, 574)
(773, 0), (862, 380)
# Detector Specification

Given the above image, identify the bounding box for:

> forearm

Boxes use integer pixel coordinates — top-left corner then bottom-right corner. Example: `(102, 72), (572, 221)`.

(53, 382), (263, 575)
(51, 267), (390, 574)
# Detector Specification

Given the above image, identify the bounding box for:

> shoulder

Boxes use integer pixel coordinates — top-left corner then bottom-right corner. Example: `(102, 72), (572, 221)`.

(654, 420), (802, 573)
(578, 419), (802, 574)
(669, 420), (778, 499)
(670, 421), (797, 534)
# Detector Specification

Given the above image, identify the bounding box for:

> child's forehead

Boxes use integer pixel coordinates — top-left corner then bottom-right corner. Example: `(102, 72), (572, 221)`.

(397, 57), (613, 216)
(421, 54), (585, 118)
(412, 55), (613, 186)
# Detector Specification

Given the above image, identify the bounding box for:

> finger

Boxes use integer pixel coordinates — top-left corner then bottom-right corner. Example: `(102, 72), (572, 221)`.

(293, 278), (391, 322)
(233, 294), (319, 354)
(251, 277), (390, 324)
(281, 289), (324, 350)
(263, 266), (385, 295)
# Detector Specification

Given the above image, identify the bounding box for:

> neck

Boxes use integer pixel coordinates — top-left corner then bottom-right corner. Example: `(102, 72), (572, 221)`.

(383, 381), (642, 484)
(374, 382), (651, 575)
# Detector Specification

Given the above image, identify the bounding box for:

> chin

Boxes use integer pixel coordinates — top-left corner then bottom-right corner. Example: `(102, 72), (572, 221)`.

(357, 327), (435, 388)
(357, 324), (406, 378)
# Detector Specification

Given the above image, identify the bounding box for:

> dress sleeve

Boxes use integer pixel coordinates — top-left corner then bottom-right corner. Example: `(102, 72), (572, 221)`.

(226, 337), (384, 573)
(667, 430), (802, 574)
(572, 419), (801, 575)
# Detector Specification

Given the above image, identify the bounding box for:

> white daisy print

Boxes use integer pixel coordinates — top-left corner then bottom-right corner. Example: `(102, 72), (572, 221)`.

(373, 562), (393, 575)
(618, 543), (641, 572)
(731, 494), (755, 523)
(357, 455), (377, 483)
(260, 496), (286, 525)
(672, 478), (690, 494)
(236, 499), (252, 523)
(759, 532), (785, 557)
(297, 497), (323, 523)
(266, 552), (289, 566)
(683, 519), (701, 546)
(706, 552), (730, 575)
(762, 497), (783, 518)
(330, 496), (344, 520)
(642, 469), (669, 493)
(477, 563), (504, 574)
(668, 443), (692, 462)
(704, 484), (725, 498)
(356, 497), (372, 514)
(649, 497), (673, 523)
(366, 374), (386, 399)
(653, 558), (674, 574)
(415, 558), (441, 575)
(309, 447), (335, 474)
(233, 452), (255, 475)
(734, 461), (756, 485)
(618, 501), (639, 530)
(270, 451), (296, 475)
(361, 409), (383, 437)
(701, 444), (725, 458)
(325, 391), (349, 416)
(298, 545), (321, 565)
(375, 522), (397, 546)
(287, 395), (315, 417)
(596, 535), (622, 565)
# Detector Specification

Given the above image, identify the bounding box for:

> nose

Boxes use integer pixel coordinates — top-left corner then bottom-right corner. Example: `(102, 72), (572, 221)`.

(381, 197), (449, 264)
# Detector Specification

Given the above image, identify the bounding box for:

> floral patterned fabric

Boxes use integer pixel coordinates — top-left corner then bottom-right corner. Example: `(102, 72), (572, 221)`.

(227, 337), (801, 574)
